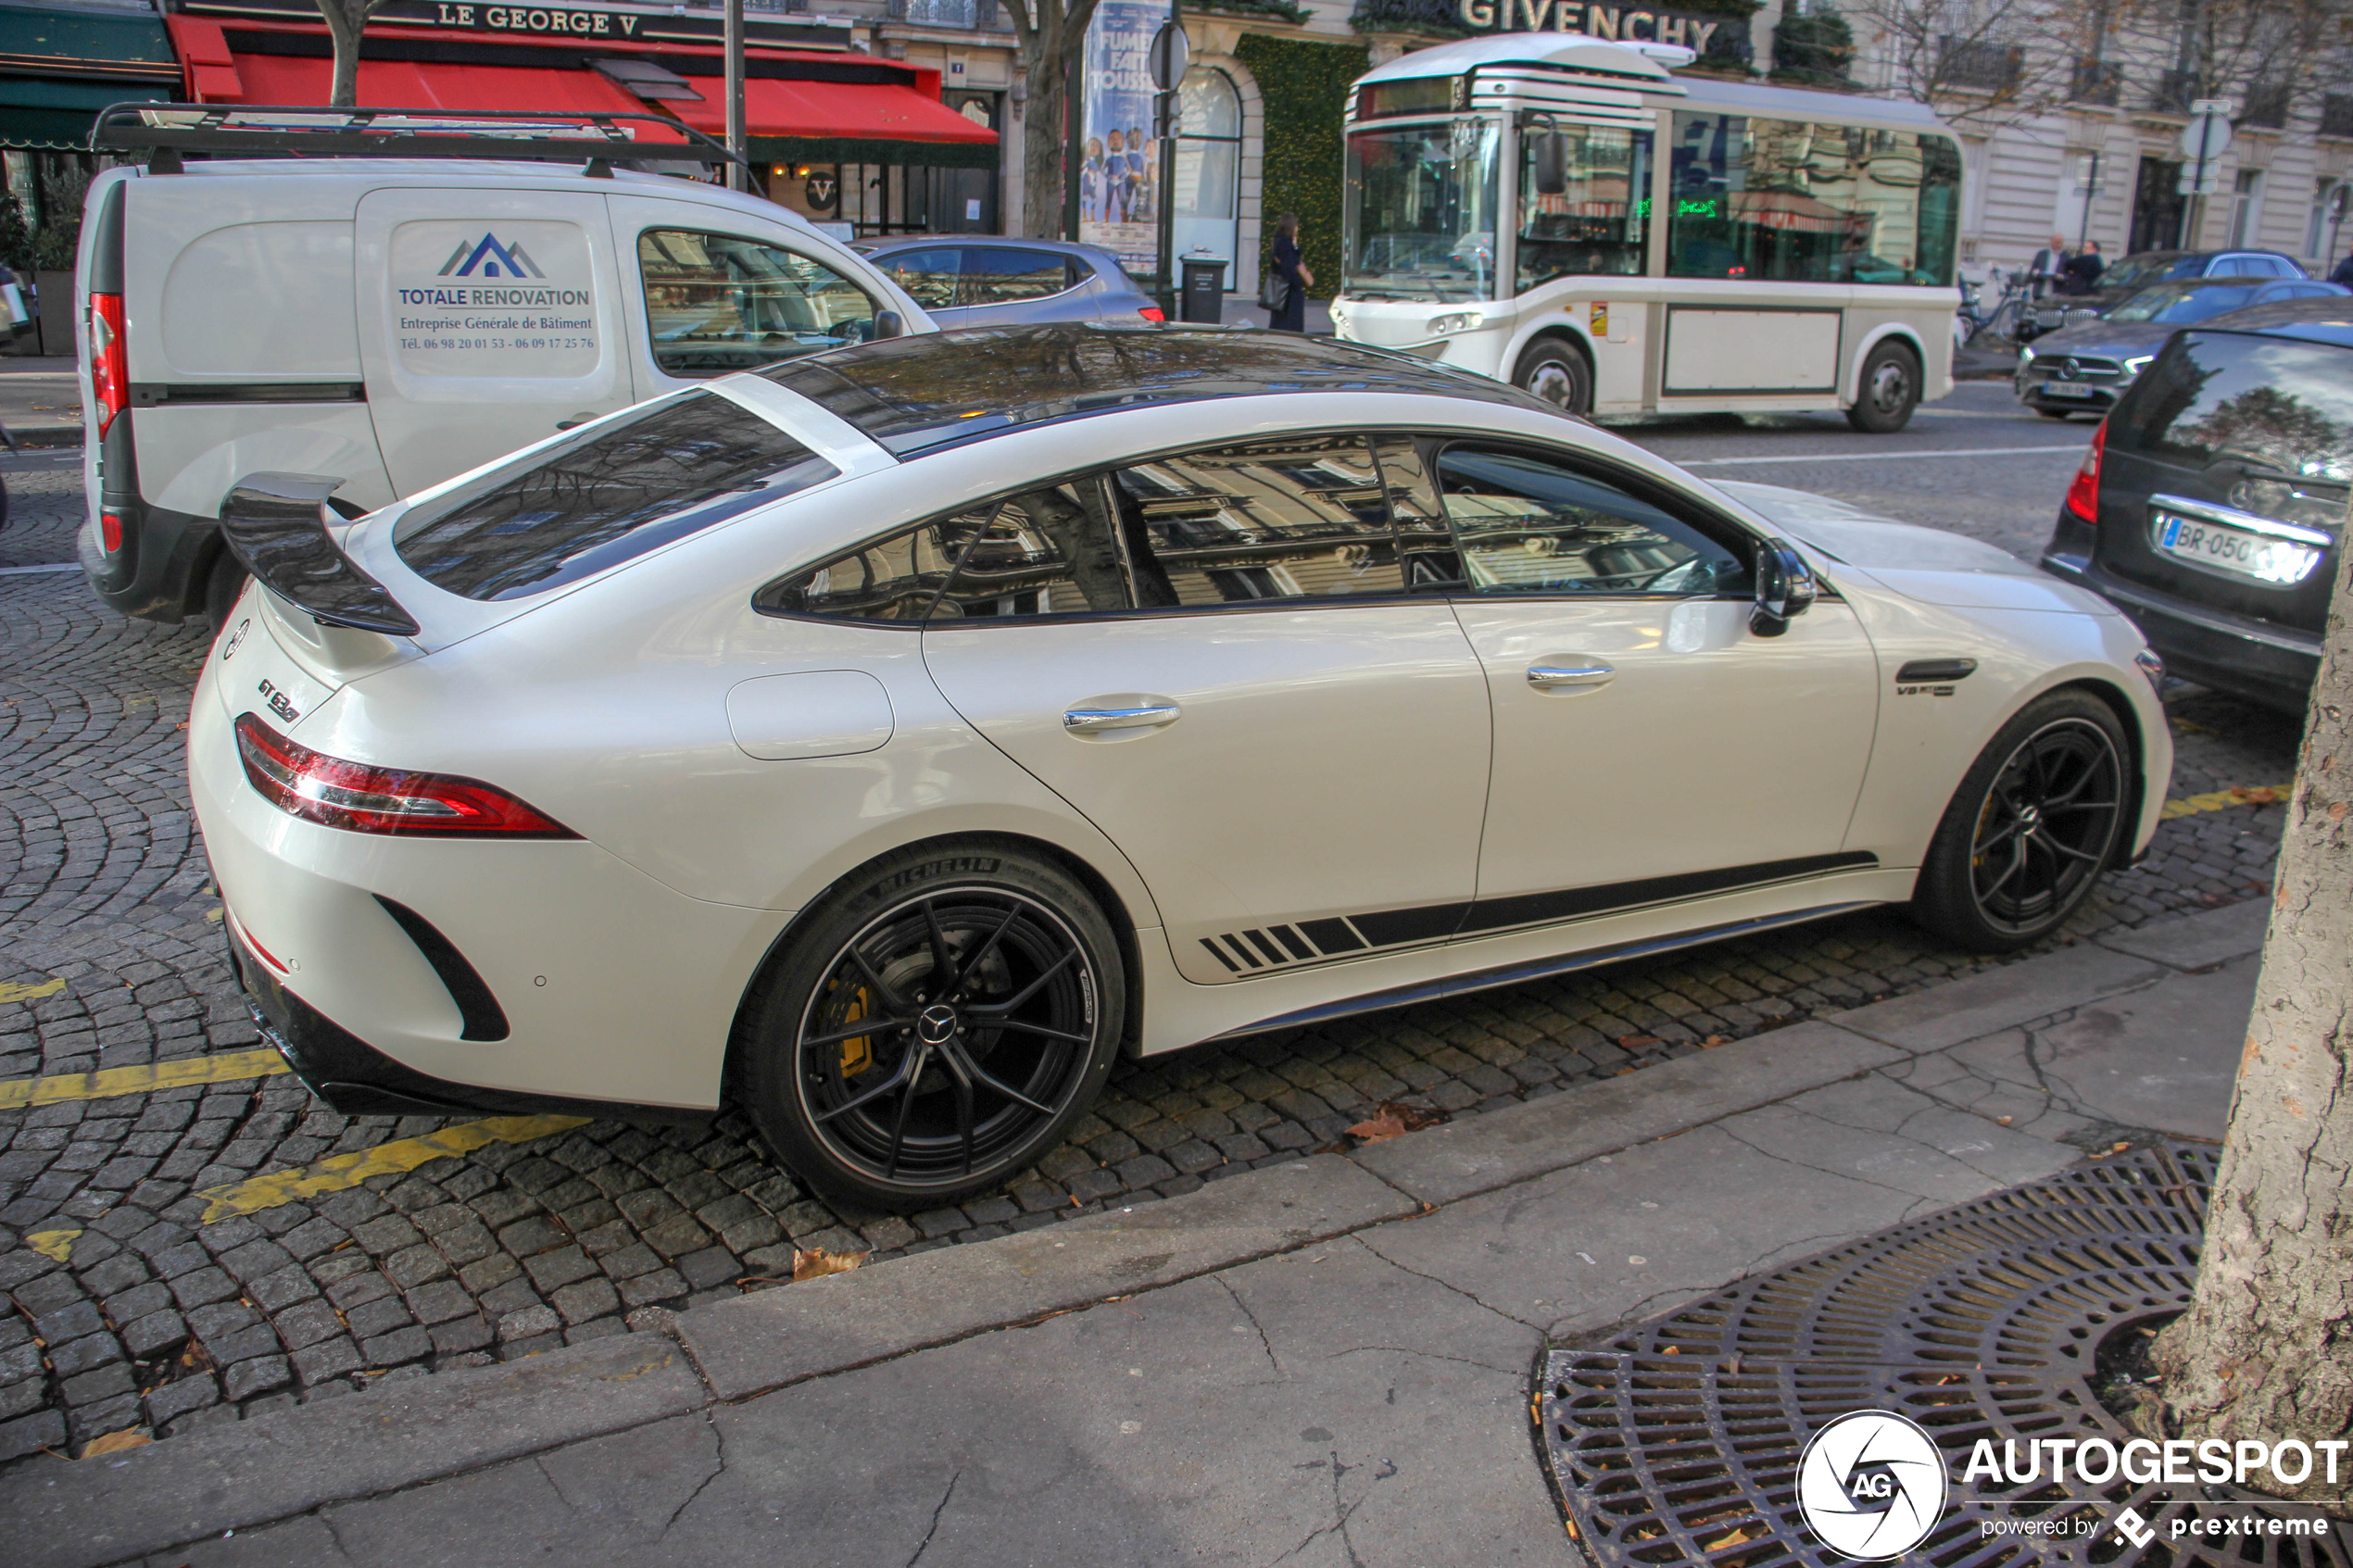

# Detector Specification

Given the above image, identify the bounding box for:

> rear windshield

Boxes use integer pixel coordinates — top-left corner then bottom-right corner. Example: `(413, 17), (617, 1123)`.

(392, 391), (837, 600)
(2112, 331), (2353, 484)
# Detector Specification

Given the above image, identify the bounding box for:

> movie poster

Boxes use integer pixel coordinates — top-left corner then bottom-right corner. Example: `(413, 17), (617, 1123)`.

(1077, 0), (1161, 278)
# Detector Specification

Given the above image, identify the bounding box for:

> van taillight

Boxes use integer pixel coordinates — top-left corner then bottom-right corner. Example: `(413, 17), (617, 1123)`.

(100, 510), (124, 552)
(233, 713), (578, 839)
(88, 293), (128, 437)
(2063, 420), (2106, 523)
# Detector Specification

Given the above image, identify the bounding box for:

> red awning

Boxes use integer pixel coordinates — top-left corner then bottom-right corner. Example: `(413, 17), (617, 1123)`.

(218, 52), (680, 133)
(667, 75), (992, 145)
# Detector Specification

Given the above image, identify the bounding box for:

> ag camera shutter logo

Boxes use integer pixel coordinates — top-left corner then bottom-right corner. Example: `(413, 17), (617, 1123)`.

(1796, 1410), (1949, 1560)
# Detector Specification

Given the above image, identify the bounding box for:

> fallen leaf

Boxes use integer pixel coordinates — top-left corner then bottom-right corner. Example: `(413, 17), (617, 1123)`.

(1705, 1525), (1755, 1551)
(1699, 1035), (1729, 1048)
(80, 1429), (151, 1459)
(26, 1229), (79, 1263)
(1663, 1345), (1679, 1355)
(1344, 1100), (1449, 1146)
(2231, 785), (2284, 806)
(791, 1247), (870, 1282)
(1996, 1115), (2014, 1126)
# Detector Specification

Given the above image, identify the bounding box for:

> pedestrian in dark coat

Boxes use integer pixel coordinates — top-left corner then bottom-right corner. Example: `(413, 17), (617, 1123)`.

(1269, 212), (1310, 333)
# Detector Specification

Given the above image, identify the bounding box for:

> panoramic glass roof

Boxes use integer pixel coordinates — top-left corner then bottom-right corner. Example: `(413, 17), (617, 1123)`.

(760, 322), (1541, 457)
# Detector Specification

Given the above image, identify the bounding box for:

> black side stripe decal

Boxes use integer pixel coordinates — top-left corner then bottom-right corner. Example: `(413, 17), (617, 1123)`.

(1197, 852), (1880, 974)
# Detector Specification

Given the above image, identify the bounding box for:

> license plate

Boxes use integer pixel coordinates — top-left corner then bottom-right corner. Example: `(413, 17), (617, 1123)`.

(2041, 383), (2096, 398)
(2155, 512), (2324, 584)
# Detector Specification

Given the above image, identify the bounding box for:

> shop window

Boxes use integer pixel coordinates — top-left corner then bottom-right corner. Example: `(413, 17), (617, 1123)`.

(1174, 67), (1243, 284)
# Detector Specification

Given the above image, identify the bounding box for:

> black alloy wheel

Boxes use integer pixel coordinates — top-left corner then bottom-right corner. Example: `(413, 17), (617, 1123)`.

(741, 845), (1124, 1210)
(1911, 690), (2130, 952)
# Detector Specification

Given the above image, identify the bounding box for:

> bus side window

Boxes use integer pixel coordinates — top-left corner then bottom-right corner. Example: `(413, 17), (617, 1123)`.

(1372, 436), (1460, 591)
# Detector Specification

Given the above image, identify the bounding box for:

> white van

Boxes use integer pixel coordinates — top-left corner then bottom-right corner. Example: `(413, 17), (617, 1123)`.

(76, 108), (933, 624)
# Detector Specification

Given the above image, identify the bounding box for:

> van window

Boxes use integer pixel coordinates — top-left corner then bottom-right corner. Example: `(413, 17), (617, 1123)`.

(392, 391), (837, 600)
(637, 230), (883, 377)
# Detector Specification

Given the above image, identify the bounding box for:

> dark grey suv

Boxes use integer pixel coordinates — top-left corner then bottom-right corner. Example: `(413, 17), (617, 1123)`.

(2039, 297), (2353, 710)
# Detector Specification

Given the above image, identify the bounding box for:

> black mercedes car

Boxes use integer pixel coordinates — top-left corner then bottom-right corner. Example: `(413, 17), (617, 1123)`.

(2039, 296), (2353, 711)
(2016, 275), (2347, 418)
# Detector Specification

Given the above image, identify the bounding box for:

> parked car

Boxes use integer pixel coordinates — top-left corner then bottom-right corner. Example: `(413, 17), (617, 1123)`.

(852, 235), (1164, 327)
(2039, 295), (2353, 711)
(74, 106), (933, 629)
(2015, 275), (2348, 418)
(2021, 246), (2310, 339)
(196, 325), (2170, 1210)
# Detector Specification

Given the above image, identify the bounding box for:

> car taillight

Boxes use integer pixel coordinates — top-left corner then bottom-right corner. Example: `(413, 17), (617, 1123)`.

(88, 292), (128, 438)
(1138, 306), (1165, 322)
(233, 713), (577, 838)
(2064, 420), (2106, 523)
(100, 509), (124, 553)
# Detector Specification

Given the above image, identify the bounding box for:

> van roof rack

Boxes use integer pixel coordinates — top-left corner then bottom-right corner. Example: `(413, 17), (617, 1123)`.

(91, 103), (745, 178)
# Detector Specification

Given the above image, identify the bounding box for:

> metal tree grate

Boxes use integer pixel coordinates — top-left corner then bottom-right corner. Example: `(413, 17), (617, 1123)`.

(1537, 1144), (2349, 1567)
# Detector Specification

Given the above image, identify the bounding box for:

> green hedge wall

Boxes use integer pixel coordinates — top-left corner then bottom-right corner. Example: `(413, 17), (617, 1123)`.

(1233, 32), (1368, 302)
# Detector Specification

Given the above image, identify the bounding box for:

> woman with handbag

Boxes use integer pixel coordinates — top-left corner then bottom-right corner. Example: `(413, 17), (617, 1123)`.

(1264, 212), (1310, 332)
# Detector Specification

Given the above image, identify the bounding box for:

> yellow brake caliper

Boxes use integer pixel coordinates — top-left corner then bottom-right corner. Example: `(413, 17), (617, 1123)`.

(837, 985), (875, 1077)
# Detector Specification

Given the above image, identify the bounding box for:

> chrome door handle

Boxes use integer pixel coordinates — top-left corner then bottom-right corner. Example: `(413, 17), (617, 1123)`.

(1063, 701), (1182, 733)
(1527, 661), (1615, 690)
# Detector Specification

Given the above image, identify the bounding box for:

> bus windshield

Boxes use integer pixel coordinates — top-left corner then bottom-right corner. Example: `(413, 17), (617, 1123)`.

(1345, 119), (1501, 302)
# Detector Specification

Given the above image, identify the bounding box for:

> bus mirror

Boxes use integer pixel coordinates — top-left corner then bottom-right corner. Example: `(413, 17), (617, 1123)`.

(1533, 132), (1568, 196)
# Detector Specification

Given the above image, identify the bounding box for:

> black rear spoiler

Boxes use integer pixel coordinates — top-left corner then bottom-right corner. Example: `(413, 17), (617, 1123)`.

(220, 473), (421, 637)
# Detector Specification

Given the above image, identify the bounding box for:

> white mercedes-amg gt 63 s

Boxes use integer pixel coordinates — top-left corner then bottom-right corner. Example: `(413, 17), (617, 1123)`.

(192, 325), (2172, 1210)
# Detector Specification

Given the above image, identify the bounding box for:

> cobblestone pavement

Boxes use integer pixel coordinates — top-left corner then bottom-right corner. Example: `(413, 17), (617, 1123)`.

(0, 455), (2303, 1468)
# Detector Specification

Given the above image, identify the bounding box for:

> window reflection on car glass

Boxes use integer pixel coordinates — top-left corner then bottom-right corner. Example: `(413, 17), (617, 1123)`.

(963, 249), (1073, 306)
(396, 393), (837, 602)
(637, 230), (880, 377)
(931, 483), (1131, 619)
(2121, 333), (2353, 485)
(1111, 435), (1403, 606)
(1370, 436), (1459, 591)
(1436, 446), (1748, 596)
(757, 514), (971, 622)
(876, 248), (962, 312)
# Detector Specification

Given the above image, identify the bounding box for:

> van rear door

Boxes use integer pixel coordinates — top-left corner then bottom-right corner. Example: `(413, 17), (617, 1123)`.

(353, 188), (635, 495)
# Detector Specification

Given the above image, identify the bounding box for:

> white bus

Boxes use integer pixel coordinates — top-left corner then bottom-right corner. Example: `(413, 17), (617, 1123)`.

(1330, 33), (1963, 432)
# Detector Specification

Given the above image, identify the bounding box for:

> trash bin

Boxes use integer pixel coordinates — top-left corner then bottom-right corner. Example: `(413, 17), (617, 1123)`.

(1180, 257), (1227, 324)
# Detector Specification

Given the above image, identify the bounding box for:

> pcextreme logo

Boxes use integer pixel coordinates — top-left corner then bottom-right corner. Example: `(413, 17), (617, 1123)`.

(437, 233), (546, 280)
(1796, 1410), (1949, 1561)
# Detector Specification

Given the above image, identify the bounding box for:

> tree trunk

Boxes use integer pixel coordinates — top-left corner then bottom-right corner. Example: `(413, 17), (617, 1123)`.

(2151, 503), (2353, 1512)
(316, 0), (367, 107)
(1021, 35), (1065, 242)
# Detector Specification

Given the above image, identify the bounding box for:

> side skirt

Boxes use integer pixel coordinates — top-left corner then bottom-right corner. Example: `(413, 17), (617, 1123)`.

(1202, 900), (1881, 1044)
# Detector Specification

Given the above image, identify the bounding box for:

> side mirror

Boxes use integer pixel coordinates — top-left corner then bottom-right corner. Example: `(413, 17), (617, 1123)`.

(873, 309), (906, 341)
(1751, 538), (1818, 637)
(1532, 131), (1567, 196)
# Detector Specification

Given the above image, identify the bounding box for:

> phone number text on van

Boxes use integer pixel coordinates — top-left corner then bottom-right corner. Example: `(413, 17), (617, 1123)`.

(400, 336), (598, 352)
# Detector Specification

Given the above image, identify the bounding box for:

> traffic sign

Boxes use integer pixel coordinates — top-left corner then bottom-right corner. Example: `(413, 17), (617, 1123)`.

(1149, 23), (1190, 92)
(2177, 101), (2233, 165)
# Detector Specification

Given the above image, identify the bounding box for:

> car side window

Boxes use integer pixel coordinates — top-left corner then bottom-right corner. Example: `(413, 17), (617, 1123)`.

(872, 247), (962, 312)
(962, 248), (1076, 306)
(755, 517), (969, 623)
(1435, 445), (1750, 597)
(638, 230), (881, 377)
(1370, 436), (1461, 591)
(1111, 434), (1404, 607)
(931, 482), (1134, 620)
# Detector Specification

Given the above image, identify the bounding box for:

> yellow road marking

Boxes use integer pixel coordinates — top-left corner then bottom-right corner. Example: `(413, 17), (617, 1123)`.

(27, 1229), (80, 1262)
(0, 976), (67, 1005)
(0, 1047), (290, 1111)
(193, 1113), (591, 1223)
(2162, 784), (2290, 821)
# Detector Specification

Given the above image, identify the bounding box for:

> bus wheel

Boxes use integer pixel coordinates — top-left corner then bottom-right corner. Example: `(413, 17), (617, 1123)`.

(1513, 336), (1592, 414)
(1846, 341), (1920, 433)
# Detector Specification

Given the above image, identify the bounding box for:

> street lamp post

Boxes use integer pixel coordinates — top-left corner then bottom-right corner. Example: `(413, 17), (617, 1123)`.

(724, 0), (748, 193)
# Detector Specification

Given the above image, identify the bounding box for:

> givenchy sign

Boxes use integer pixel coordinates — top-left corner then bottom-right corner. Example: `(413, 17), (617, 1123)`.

(1453, 2), (1726, 50)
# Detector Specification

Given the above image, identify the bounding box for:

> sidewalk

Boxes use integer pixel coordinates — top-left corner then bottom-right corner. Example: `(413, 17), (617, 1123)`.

(0, 357), (82, 447)
(0, 900), (2265, 1567)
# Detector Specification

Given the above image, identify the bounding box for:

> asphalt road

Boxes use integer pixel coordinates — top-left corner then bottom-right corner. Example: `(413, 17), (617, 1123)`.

(1615, 378), (2087, 562)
